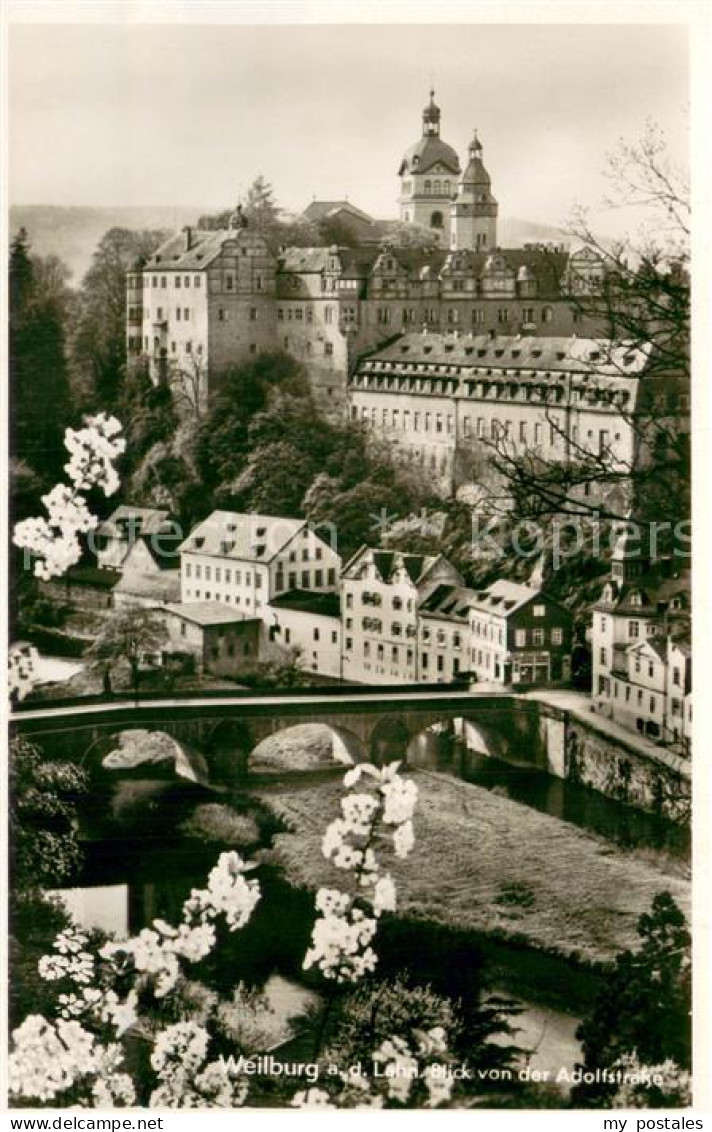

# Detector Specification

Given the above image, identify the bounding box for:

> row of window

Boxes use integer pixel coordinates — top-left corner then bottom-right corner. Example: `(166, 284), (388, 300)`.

(184, 562), (336, 590)
(281, 337), (334, 357)
(275, 569), (336, 590)
(354, 373), (628, 408)
(343, 639), (457, 675)
(345, 592), (414, 611)
(146, 275), (202, 289)
(186, 563), (263, 586)
(146, 336), (203, 356)
(184, 590), (261, 607)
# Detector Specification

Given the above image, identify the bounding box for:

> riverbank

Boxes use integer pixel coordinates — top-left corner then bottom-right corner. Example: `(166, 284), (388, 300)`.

(253, 764), (690, 970)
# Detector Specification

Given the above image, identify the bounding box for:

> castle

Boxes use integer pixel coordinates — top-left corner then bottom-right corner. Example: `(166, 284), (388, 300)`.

(398, 90), (498, 251)
(125, 94), (688, 500)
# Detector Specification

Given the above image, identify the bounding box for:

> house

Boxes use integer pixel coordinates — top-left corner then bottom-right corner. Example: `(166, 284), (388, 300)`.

(592, 526), (690, 706)
(265, 590), (342, 679)
(416, 584), (472, 683)
(301, 200), (378, 242)
(112, 535), (181, 609)
(608, 636), (669, 739)
(95, 506), (174, 570)
(666, 635), (692, 752)
(160, 602), (261, 678)
(466, 579), (572, 686)
(347, 331), (687, 499)
(591, 523), (692, 750)
(340, 546), (463, 684)
(178, 511), (341, 619)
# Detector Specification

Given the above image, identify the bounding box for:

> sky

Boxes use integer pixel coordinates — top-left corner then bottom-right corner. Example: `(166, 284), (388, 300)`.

(7, 18), (689, 235)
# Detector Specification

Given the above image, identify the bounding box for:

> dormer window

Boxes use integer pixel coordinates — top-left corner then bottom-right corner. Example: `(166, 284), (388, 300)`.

(629, 591), (643, 607)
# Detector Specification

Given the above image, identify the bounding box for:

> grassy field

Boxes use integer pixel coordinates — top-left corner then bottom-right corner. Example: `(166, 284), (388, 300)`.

(250, 739), (690, 969)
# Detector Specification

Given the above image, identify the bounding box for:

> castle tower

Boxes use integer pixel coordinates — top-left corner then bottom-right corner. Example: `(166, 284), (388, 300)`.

(450, 130), (498, 251)
(398, 91), (460, 240)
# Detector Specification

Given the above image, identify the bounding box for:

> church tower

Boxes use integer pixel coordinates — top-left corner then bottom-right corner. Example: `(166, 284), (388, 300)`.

(398, 91), (461, 240)
(450, 130), (498, 251)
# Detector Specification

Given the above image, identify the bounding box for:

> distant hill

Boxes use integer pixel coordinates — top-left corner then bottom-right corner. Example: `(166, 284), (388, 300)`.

(499, 216), (570, 248)
(9, 205), (572, 284)
(9, 205), (202, 283)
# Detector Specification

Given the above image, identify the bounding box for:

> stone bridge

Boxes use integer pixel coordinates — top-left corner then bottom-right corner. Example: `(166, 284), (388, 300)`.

(11, 690), (555, 785)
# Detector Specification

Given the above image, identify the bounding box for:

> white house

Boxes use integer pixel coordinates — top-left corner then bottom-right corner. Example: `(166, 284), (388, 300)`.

(178, 511), (341, 618)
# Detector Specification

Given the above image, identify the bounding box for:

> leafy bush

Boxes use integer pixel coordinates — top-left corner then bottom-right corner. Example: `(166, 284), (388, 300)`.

(327, 977), (460, 1068)
(179, 805), (261, 849)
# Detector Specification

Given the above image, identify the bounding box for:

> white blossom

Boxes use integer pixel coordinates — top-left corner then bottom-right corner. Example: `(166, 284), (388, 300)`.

(423, 1064), (454, 1107)
(150, 1021), (210, 1076)
(341, 792), (379, 834)
(372, 1036), (418, 1104)
(8, 643), (39, 701)
(182, 851), (260, 931)
(42, 484), (98, 535)
(303, 898), (378, 983)
(373, 874), (397, 916)
(393, 820), (415, 859)
(91, 1073), (136, 1108)
(381, 776), (418, 825)
(39, 930), (94, 986)
(291, 1088), (334, 1108)
(9, 1016), (100, 1102)
(64, 414), (126, 497)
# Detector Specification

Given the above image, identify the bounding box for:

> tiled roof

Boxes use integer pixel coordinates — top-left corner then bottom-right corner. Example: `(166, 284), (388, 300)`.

(163, 601), (258, 627)
(145, 230), (239, 272)
(178, 511), (305, 562)
(96, 507), (172, 538)
(302, 200), (374, 224)
(278, 247), (331, 273)
(398, 136), (461, 176)
(341, 546), (439, 586)
(136, 536), (180, 571)
(358, 332), (651, 376)
(596, 569), (690, 613)
(268, 589), (341, 618)
(469, 579), (543, 615)
(419, 584), (474, 620)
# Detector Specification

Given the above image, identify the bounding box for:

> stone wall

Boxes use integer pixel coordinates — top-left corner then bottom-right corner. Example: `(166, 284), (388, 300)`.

(535, 706), (691, 823)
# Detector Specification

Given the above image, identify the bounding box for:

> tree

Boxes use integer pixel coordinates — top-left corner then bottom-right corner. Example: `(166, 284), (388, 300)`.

(9, 735), (89, 892)
(70, 227), (168, 413)
(573, 891), (691, 1108)
(243, 174), (280, 236)
(86, 604), (168, 702)
(9, 229), (73, 488)
(479, 123), (690, 527)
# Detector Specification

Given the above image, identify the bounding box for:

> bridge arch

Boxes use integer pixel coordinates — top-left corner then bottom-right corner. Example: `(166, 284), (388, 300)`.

(369, 717), (411, 766)
(249, 721), (366, 776)
(406, 718), (459, 768)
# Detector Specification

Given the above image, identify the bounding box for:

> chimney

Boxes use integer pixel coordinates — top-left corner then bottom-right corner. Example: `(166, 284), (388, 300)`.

(183, 226), (193, 252)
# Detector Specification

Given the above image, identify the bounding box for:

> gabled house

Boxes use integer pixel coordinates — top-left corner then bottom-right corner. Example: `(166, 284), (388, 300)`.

(178, 511), (341, 620)
(466, 579), (572, 685)
(95, 506), (174, 570)
(340, 546), (462, 684)
(112, 535), (181, 609)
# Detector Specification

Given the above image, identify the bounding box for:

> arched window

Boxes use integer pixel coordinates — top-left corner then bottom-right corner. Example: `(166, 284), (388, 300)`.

(424, 180), (432, 194)
(541, 305), (554, 323)
(430, 211), (444, 230)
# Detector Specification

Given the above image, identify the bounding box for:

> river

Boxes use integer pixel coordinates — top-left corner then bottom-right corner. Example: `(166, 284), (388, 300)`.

(45, 724), (689, 1106)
